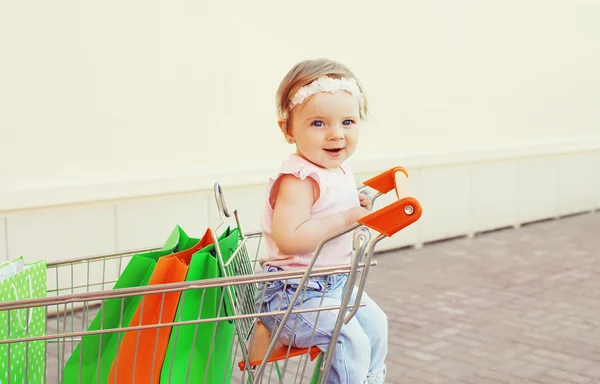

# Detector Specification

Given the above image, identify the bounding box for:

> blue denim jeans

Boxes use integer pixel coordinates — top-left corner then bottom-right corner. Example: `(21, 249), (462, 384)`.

(255, 266), (388, 384)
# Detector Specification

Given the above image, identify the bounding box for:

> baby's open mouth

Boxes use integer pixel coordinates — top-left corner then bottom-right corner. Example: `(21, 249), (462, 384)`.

(324, 148), (343, 153)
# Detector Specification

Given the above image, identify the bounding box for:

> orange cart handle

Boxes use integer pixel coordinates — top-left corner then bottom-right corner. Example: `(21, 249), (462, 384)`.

(358, 167), (422, 237)
(358, 197), (422, 237)
(362, 166), (408, 196)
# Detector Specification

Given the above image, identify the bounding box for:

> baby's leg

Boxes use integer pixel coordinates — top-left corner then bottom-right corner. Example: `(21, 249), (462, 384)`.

(261, 294), (372, 383)
(292, 296), (373, 383)
(351, 289), (388, 383)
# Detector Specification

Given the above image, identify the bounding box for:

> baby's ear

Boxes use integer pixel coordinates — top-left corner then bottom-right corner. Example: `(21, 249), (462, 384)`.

(279, 120), (294, 143)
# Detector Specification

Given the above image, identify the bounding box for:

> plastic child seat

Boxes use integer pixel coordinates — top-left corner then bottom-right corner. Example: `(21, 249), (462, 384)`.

(238, 321), (321, 371)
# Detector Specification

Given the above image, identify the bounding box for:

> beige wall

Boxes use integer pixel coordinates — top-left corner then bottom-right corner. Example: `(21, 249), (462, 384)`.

(0, 0), (600, 279)
(1, 0), (599, 212)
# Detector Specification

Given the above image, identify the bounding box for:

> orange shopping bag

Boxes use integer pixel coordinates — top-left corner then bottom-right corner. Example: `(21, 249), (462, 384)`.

(108, 228), (214, 384)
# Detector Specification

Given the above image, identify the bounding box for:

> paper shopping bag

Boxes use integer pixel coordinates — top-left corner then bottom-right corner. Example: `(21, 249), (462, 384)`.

(160, 227), (240, 384)
(0, 259), (47, 384)
(62, 225), (200, 384)
(108, 228), (214, 384)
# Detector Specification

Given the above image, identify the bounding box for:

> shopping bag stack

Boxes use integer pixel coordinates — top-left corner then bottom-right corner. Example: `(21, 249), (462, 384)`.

(62, 224), (242, 384)
(0, 256), (47, 384)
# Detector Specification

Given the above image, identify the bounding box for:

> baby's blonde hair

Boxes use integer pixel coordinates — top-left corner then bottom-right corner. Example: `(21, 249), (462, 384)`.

(276, 58), (368, 135)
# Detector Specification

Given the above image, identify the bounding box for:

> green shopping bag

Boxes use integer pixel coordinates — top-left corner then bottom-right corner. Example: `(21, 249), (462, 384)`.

(0, 260), (47, 384)
(62, 225), (201, 384)
(160, 227), (240, 384)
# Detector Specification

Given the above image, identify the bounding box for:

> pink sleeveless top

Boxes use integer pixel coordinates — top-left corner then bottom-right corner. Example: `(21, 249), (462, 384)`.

(259, 154), (360, 270)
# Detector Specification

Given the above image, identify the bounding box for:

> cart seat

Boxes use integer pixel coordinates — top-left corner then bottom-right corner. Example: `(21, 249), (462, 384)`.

(238, 321), (321, 371)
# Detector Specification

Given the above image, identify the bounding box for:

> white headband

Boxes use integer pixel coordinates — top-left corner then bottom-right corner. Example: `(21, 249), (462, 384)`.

(288, 76), (365, 113)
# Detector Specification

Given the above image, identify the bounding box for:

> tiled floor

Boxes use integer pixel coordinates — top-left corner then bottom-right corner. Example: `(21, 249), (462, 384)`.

(42, 212), (600, 383)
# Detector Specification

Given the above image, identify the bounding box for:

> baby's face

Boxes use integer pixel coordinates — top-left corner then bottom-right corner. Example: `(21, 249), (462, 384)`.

(288, 90), (361, 170)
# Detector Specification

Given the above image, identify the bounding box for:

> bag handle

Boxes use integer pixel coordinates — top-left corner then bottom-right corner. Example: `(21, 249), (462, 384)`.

(0, 259), (23, 281)
(9, 273), (35, 330)
(2, 261), (19, 276)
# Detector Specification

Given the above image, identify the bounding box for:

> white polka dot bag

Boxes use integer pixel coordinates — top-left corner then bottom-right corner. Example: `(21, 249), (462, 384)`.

(0, 259), (47, 383)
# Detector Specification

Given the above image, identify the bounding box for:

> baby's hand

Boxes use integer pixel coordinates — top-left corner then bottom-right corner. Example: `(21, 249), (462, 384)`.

(359, 191), (373, 212)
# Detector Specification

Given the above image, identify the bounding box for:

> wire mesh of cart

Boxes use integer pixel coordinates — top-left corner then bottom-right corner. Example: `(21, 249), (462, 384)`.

(0, 166), (422, 384)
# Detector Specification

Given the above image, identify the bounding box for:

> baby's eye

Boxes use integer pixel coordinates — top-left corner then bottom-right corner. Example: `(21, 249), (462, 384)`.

(311, 120), (324, 128)
(342, 119), (355, 126)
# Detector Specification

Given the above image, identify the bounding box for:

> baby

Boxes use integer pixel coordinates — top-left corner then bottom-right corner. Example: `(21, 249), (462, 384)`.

(256, 58), (388, 384)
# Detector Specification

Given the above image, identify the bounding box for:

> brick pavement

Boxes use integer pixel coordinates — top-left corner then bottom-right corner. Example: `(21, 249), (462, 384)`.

(366, 212), (600, 384)
(43, 212), (600, 383)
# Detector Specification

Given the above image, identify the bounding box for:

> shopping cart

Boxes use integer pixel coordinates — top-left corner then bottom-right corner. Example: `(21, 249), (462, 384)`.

(0, 166), (422, 384)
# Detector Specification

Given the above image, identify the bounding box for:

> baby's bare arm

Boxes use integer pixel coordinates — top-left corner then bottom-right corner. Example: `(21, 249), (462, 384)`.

(271, 175), (368, 255)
